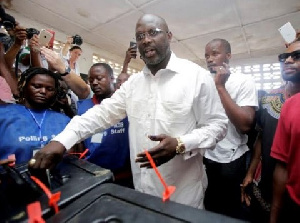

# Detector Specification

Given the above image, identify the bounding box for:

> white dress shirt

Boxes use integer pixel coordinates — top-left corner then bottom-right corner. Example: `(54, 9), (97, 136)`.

(205, 72), (258, 163)
(54, 53), (228, 208)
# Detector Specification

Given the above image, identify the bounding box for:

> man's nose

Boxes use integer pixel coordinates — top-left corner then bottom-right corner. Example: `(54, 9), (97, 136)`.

(92, 79), (98, 85)
(206, 56), (213, 63)
(142, 34), (152, 44)
(285, 55), (294, 63)
(40, 87), (46, 94)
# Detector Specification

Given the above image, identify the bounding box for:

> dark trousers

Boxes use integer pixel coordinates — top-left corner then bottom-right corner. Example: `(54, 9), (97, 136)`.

(278, 191), (300, 223)
(204, 153), (249, 220)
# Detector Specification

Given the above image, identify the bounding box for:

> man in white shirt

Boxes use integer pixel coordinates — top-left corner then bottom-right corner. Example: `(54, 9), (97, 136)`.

(30, 14), (228, 208)
(203, 38), (258, 219)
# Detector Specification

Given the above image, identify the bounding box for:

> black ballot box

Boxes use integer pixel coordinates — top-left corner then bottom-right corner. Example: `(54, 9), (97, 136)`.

(0, 155), (113, 222)
(47, 183), (247, 223)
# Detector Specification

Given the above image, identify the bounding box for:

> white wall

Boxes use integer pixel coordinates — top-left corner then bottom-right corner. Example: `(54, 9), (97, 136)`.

(6, 9), (142, 75)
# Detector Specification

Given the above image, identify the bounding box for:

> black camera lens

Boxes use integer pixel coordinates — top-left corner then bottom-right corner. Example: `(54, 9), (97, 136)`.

(72, 34), (83, 46)
(0, 6), (16, 31)
(26, 28), (40, 39)
(2, 20), (15, 31)
(57, 89), (67, 100)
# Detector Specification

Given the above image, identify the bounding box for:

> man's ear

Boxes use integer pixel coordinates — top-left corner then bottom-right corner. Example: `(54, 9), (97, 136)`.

(226, 53), (232, 63)
(167, 31), (173, 43)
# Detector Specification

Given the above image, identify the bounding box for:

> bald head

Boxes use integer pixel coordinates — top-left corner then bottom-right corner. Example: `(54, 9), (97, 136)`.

(116, 72), (130, 90)
(206, 39), (231, 54)
(136, 14), (169, 31)
(135, 14), (172, 71)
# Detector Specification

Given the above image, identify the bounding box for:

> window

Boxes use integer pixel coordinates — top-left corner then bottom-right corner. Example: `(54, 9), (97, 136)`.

(230, 63), (284, 91)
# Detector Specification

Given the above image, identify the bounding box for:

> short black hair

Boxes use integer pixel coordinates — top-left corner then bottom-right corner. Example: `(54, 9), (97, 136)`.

(18, 67), (61, 99)
(69, 45), (82, 51)
(90, 63), (114, 79)
(208, 38), (231, 54)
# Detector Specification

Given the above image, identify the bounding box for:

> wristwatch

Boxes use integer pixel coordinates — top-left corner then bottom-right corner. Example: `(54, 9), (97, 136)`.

(176, 137), (186, 154)
(60, 67), (71, 76)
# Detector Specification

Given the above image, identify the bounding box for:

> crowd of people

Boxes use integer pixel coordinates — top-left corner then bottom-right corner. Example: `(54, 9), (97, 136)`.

(0, 4), (299, 223)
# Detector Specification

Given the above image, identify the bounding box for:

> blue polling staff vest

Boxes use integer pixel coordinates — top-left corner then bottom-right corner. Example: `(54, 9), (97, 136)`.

(0, 104), (70, 163)
(77, 98), (130, 171)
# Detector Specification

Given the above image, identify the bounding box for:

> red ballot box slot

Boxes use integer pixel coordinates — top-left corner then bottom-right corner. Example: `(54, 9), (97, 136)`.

(30, 176), (61, 213)
(144, 149), (176, 202)
(68, 148), (89, 159)
(27, 201), (45, 223)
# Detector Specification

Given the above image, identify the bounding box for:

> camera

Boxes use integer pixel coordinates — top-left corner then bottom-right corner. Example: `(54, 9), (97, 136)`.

(57, 88), (67, 100)
(26, 28), (40, 39)
(72, 34), (83, 46)
(0, 5), (16, 31)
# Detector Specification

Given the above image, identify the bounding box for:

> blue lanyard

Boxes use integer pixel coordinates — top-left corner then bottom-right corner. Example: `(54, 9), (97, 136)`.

(26, 108), (47, 148)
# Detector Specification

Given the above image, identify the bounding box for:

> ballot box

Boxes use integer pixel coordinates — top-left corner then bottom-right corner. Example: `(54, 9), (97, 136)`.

(47, 183), (247, 223)
(0, 155), (113, 222)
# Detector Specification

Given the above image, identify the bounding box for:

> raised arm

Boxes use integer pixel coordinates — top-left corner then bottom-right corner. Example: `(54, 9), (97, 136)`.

(214, 63), (256, 133)
(28, 34), (43, 68)
(0, 42), (18, 96)
(4, 25), (27, 69)
(121, 46), (137, 73)
(61, 36), (73, 58)
(41, 47), (90, 99)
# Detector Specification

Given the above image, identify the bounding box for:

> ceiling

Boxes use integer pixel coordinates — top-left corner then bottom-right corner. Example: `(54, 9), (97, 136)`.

(6, 0), (300, 69)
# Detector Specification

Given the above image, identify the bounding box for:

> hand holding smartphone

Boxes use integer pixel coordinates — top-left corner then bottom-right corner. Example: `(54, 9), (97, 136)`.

(32, 29), (53, 51)
(39, 29), (53, 47)
(278, 22), (296, 44)
(129, 41), (137, 59)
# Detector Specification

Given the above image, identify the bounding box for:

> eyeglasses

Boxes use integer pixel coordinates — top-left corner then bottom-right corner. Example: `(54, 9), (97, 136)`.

(278, 50), (300, 62)
(135, 28), (168, 41)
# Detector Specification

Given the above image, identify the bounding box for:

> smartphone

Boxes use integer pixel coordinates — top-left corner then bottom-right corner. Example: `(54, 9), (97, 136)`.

(46, 29), (55, 50)
(278, 22), (296, 44)
(129, 41), (137, 58)
(39, 29), (53, 48)
(130, 41), (137, 49)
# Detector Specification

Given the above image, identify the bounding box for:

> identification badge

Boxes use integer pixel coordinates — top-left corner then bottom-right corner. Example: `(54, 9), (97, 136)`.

(91, 132), (103, 143)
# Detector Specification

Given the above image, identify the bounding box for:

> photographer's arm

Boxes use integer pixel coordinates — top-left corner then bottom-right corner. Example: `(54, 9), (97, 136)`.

(41, 47), (90, 99)
(4, 26), (27, 69)
(29, 34), (43, 68)
(121, 46), (137, 73)
(0, 42), (18, 96)
(60, 71), (90, 99)
(61, 36), (73, 57)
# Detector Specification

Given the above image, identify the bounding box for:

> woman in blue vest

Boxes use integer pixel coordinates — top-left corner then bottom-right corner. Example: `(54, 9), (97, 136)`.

(0, 67), (71, 164)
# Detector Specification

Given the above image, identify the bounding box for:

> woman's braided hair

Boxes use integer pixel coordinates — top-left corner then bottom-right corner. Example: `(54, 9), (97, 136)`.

(18, 67), (61, 103)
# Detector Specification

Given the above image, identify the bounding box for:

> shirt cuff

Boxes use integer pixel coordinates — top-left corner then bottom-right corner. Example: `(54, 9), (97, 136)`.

(180, 134), (208, 160)
(52, 130), (79, 150)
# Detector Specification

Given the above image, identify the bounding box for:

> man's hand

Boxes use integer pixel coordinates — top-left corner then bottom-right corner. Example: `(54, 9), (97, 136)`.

(66, 36), (73, 45)
(29, 141), (66, 169)
(41, 47), (65, 73)
(136, 134), (177, 168)
(0, 158), (16, 166)
(241, 174), (253, 206)
(213, 62), (230, 88)
(13, 25), (27, 46)
(29, 34), (40, 52)
(124, 46), (137, 63)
